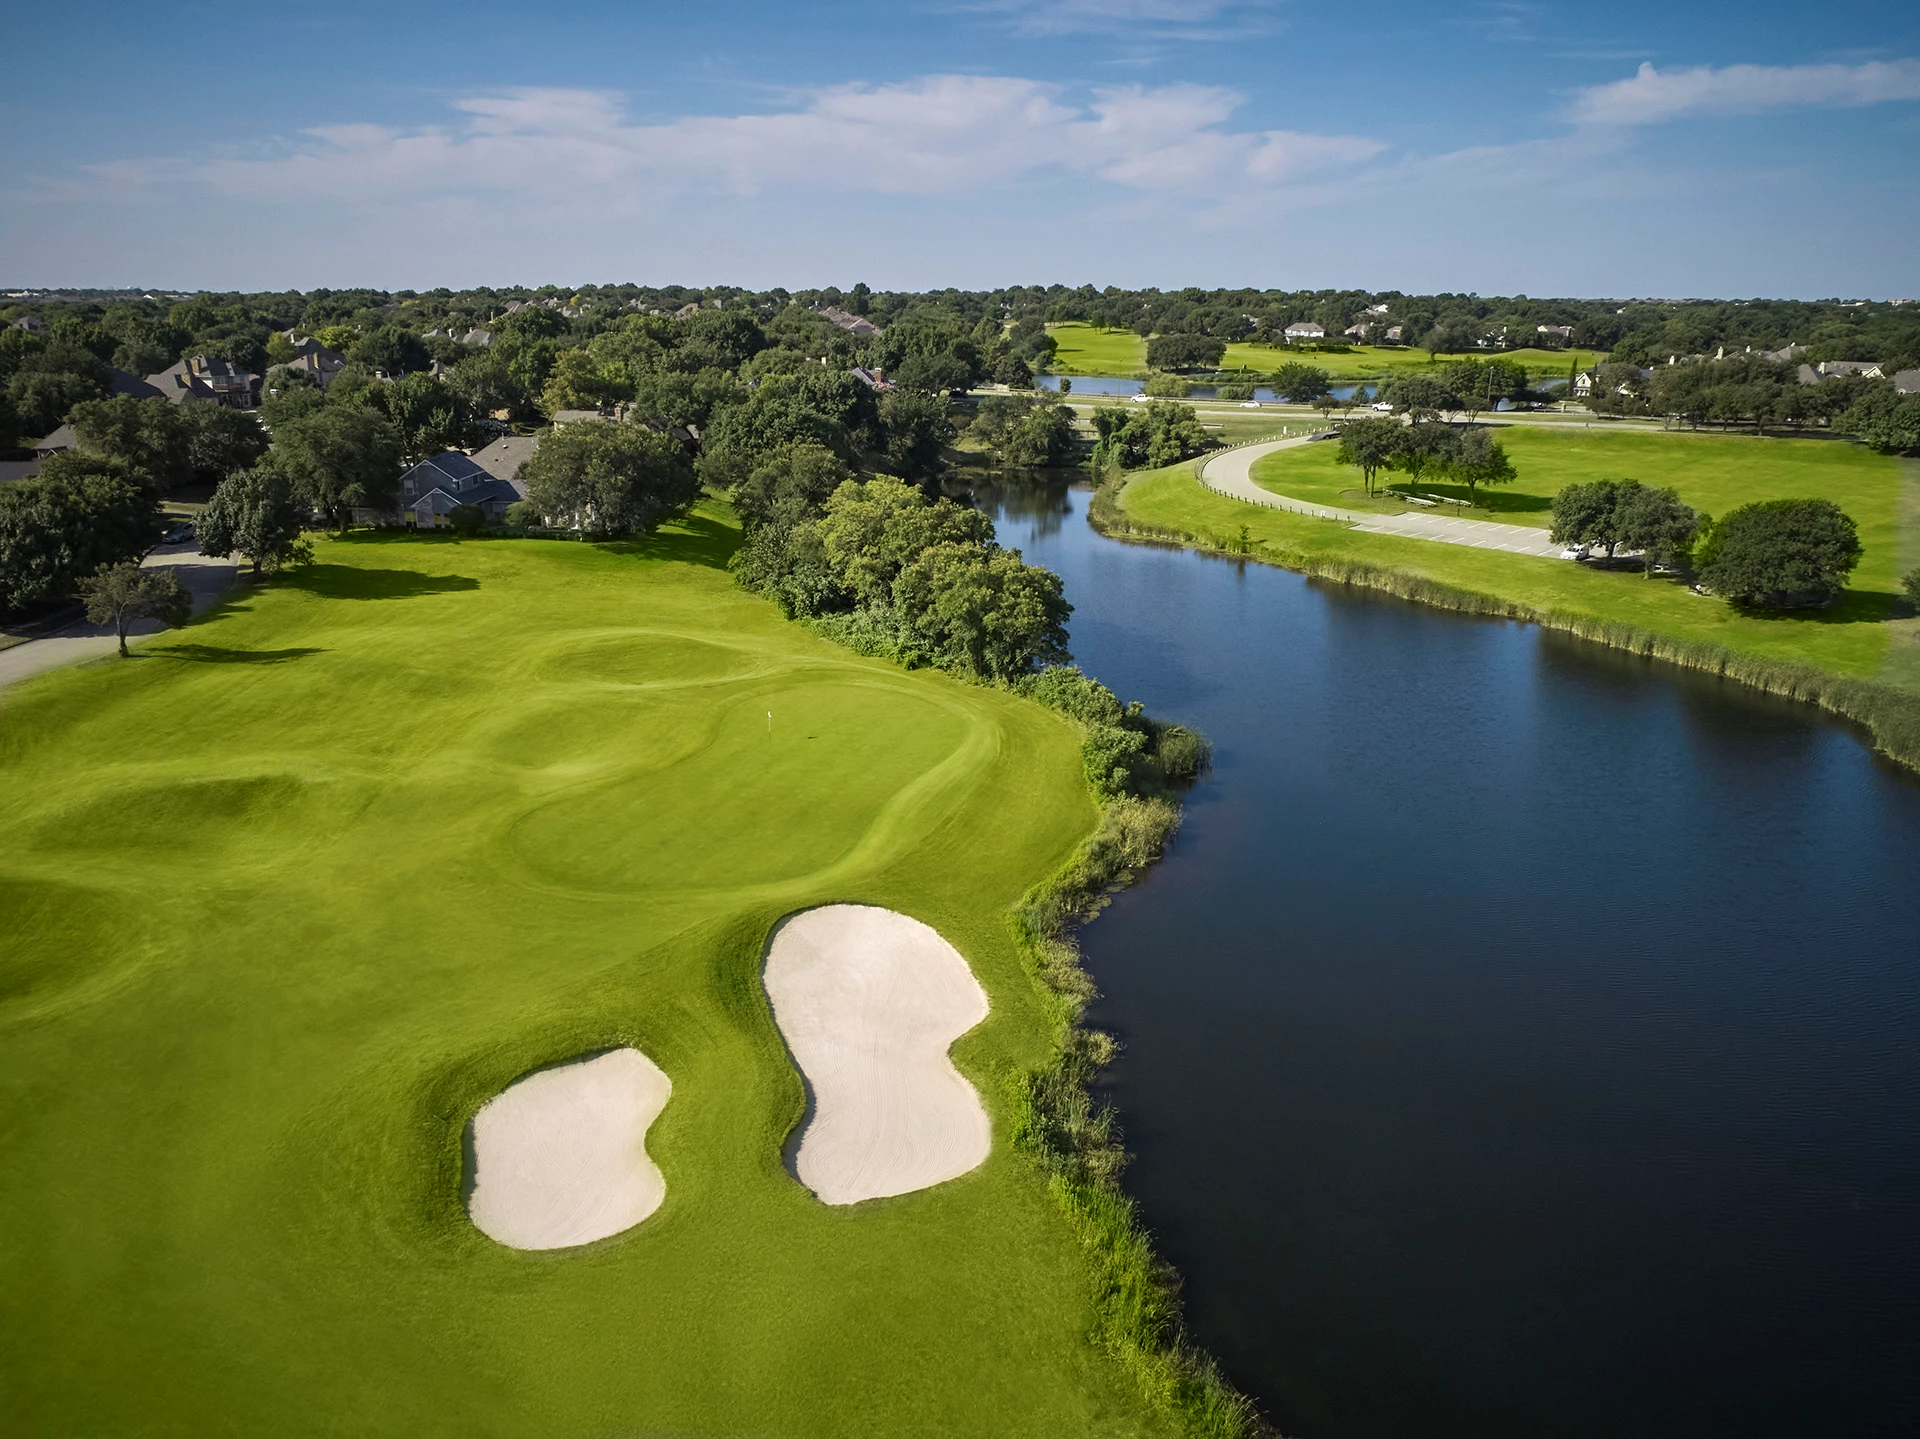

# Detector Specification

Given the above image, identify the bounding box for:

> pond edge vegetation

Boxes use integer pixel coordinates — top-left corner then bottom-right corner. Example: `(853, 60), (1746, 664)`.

(1089, 469), (1920, 778)
(737, 495), (1267, 1434)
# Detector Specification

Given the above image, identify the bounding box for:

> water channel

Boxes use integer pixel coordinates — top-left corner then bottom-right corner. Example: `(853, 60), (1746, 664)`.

(974, 477), (1920, 1438)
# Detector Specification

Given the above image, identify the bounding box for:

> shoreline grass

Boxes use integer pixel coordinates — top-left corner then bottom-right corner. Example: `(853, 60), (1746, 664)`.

(1091, 467), (1920, 774)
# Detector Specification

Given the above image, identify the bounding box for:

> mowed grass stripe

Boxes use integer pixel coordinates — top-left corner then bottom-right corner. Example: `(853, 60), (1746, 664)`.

(0, 502), (1174, 1438)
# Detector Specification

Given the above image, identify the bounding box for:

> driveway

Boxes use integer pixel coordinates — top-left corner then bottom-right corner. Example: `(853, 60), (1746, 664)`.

(1197, 435), (1569, 559)
(0, 544), (240, 691)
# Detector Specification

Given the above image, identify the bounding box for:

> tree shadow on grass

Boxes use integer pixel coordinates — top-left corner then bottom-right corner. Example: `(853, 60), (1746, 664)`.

(1732, 587), (1901, 626)
(149, 643), (326, 665)
(279, 565), (482, 601)
(598, 511), (739, 570)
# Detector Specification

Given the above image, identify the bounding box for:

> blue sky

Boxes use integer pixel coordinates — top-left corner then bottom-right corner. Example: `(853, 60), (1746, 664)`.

(3, 0), (1916, 298)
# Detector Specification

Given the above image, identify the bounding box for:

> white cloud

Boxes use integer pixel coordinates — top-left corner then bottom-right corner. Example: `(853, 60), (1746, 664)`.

(1573, 58), (1920, 126)
(117, 77), (1382, 206)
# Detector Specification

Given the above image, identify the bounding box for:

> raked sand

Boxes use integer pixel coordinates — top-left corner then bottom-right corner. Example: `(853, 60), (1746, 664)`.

(765, 905), (991, 1205)
(467, 1047), (672, 1249)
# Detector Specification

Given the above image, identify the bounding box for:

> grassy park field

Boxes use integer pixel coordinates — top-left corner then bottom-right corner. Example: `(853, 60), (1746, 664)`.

(0, 506), (1180, 1438)
(1046, 323), (1598, 382)
(1248, 426), (1905, 558)
(1112, 435), (1919, 688)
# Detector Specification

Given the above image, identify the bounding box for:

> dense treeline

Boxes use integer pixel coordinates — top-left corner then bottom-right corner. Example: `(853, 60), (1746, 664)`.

(7, 284), (1917, 451)
(1580, 354), (1918, 448)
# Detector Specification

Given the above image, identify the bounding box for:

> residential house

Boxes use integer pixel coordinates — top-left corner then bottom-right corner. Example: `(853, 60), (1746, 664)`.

(849, 367), (895, 392)
(107, 368), (166, 401)
(1763, 344), (1808, 363)
(277, 337), (347, 390)
(817, 306), (883, 338)
(1384, 325), (1404, 342)
(1894, 369), (1920, 395)
(396, 451), (527, 528)
(471, 434), (541, 487)
(1536, 325), (1574, 341)
(1343, 322), (1372, 340)
(31, 425), (76, 456)
(460, 328), (494, 347)
(1817, 360), (1884, 379)
(10, 316), (46, 332)
(1284, 322), (1326, 342)
(1797, 359), (1887, 385)
(145, 355), (260, 409)
(674, 302), (702, 320)
(551, 409), (610, 426)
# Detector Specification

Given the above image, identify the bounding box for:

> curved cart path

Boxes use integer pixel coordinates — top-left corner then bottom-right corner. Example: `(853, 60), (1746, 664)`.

(0, 543), (239, 692)
(1197, 436), (1568, 559)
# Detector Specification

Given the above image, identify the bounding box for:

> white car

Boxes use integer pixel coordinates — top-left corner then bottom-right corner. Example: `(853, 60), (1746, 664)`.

(1371, 401), (1393, 411)
(1129, 393), (1153, 403)
(1239, 400), (1262, 408)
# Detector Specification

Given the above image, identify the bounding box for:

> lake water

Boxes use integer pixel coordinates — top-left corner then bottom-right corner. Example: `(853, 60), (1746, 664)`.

(976, 478), (1920, 1439)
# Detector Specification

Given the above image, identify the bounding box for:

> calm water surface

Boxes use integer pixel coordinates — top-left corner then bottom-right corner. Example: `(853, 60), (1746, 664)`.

(977, 479), (1920, 1439)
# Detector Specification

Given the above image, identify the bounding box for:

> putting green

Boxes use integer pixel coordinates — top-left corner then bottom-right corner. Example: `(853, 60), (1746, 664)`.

(0, 504), (1173, 1437)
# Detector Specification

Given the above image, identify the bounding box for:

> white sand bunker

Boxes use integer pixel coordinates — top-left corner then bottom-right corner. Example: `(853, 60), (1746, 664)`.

(765, 904), (991, 1206)
(467, 1047), (671, 1250)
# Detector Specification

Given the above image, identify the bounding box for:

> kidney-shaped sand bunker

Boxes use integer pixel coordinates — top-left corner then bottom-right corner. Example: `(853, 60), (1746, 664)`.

(466, 1048), (671, 1250)
(765, 905), (991, 1205)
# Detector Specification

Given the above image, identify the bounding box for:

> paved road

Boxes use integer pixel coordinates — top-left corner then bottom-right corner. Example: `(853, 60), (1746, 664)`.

(0, 544), (240, 691)
(1197, 435), (1569, 559)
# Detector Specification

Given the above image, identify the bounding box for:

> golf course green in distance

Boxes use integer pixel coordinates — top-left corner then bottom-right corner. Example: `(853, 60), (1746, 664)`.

(0, 503), (1176, 1437)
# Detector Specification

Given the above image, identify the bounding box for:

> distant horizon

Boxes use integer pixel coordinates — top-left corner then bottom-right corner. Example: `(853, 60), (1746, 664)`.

(4, 284), (1915, 306)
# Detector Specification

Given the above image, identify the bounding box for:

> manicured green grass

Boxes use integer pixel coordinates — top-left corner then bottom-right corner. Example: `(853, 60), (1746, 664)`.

(1218, 343), (1600, 381)
(1047, 323), (1148, 375)
(1121, 463), (1902, 680)
(0, 505), (1176, 1438)
(1248, 426), (1906, 593)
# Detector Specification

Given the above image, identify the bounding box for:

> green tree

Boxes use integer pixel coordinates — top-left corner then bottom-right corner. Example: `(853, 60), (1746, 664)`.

(1840, 388), (1920, 454)
(79, 562), (192, 656)
(519, 422), (698, 538)
(1334, 416), (1403, 496)
(815, 476), (991, 608)
(891, 542), (1071, 680)
(268, 405), (403, 530)
(347, 326), (430, 376)
(878, 387), (953, 487)
(68, 395), (191, 490)
(734, 442), (853, 529)
(377, 371), (477, 464)
(182, 403), (269, 486)
(1612, 485), (1701, 575)
(0, 461), (162, 612)
(540, 347), (632, 417)
(1550, 478), (1635, 558)
(1270, 362), (1333, 404)
(1697, 498), (1862, 607)
(196, 464), (312, 575)
(1380, 373), (1461, 421)
(1439, 427), (1517, 502)
(1145, 333), (1226, 370)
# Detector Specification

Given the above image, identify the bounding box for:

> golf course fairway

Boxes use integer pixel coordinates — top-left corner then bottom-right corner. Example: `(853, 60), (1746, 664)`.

(0, 503), (1177, 1437)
